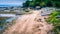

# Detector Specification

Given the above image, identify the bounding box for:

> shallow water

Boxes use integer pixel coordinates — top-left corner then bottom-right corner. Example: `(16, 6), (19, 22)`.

(0, 14), (16, 17)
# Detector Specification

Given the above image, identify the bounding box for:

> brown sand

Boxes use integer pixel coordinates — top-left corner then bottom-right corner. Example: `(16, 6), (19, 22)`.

(3, 10), (53, 34)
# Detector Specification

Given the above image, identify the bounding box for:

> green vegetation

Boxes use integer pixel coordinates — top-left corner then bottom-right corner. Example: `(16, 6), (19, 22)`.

(23, 0), (60, 8)
(46, 10), (60, 34)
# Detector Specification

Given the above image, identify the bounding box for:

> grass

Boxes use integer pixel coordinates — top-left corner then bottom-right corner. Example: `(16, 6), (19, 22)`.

(45, 10), (60, 34)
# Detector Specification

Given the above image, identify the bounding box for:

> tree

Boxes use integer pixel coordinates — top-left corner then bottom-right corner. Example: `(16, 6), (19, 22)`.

(23, 0), (60, 8)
